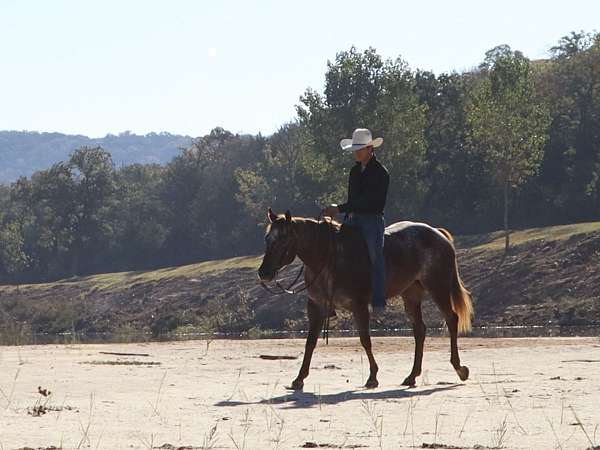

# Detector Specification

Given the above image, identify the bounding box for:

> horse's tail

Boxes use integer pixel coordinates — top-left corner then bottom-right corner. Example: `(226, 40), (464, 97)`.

(451, 259), (473, 335)
(437, 226), (471, 332)
(437, 227), (454, 242)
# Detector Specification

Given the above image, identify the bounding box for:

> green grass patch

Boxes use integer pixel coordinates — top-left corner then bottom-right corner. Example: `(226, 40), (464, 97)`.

(0, 255), (263, 293)
(458, 222), (600, 251)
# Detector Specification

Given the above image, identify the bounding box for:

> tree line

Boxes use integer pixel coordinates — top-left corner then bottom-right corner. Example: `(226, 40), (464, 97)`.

(1, 31), (599, 284)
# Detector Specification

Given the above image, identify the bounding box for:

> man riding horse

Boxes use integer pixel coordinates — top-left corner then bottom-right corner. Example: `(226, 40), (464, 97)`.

(258, 128), (473, 390)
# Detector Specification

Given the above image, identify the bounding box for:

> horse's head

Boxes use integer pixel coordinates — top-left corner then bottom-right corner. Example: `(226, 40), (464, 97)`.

(258, 208), (297, 282)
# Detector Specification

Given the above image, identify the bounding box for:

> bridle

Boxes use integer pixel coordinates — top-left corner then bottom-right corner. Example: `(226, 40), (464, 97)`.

(259, 227), (304, 295)
(260, 214), (336, 296)
(259, 214), (338, 343)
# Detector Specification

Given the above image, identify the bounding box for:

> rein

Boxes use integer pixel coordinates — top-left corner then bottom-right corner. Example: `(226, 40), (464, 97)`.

(322, 217), (337, 345)
(259, 265), (304, 295)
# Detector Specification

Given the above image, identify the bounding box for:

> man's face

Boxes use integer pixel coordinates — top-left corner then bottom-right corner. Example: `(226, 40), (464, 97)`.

(353, 145), (373, 164)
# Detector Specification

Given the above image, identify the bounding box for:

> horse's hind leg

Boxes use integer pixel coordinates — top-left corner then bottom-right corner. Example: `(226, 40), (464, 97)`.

(291, 298), (325, 390)
(401, 282), (426, 386)
(428, 282), (469, 382)
(352, 302), (379, 388)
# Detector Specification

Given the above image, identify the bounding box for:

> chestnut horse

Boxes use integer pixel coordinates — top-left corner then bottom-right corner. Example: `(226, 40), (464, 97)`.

(258, 209), (473, 390)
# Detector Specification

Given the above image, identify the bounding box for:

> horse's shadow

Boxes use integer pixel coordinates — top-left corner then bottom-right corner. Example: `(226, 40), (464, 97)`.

(215, 384), (461, 410)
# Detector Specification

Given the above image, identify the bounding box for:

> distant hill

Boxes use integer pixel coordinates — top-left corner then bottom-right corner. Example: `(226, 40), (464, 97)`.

(0, 130), (195, 183)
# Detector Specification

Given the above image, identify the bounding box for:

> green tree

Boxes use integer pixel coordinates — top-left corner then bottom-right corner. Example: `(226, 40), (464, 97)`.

(235, 121), (319, 223)
(111, 164), (168, 270)
(163, 128), (263, 263)
(415, 70), (492, 231)
(540, 32), (600, 221)
(29, 162), (78, 279)
(0, 221), (28, 287)
(467, 46), (551, 252)
(297, 47), (427, 220)
(69, 147), (116, 274)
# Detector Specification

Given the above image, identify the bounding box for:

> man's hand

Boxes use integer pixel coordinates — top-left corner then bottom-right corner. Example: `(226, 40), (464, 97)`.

(321, 204), (339, 218)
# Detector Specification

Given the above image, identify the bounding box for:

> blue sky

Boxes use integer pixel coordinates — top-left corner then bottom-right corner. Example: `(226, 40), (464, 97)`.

(1, 0), (598, 138)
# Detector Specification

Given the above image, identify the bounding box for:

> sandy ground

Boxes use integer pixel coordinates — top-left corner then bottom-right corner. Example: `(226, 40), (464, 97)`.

(1, 337), (600, 450)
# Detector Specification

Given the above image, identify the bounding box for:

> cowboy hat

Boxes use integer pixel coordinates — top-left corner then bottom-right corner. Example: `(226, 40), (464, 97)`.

(339, 128), (383, 152)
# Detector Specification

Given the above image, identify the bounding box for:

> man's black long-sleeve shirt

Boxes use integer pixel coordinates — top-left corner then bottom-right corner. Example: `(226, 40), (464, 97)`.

(338, 156), (390, 215)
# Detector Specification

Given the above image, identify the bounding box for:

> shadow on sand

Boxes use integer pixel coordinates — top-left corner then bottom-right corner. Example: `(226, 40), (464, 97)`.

(215, 384), (461, 409)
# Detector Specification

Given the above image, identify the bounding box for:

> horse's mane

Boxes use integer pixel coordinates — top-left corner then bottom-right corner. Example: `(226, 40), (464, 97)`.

(292, 216), (343, 232)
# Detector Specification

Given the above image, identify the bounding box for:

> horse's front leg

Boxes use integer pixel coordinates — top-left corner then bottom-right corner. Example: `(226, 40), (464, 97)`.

(353, 302), (379, 388)
(291, 298), (325, 390)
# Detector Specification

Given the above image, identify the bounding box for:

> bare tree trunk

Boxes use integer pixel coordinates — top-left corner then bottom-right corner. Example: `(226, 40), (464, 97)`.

(504, 180), (510, 253)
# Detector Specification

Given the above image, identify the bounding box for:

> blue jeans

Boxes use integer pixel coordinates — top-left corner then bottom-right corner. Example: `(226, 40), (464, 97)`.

(344, 213), (386, 308)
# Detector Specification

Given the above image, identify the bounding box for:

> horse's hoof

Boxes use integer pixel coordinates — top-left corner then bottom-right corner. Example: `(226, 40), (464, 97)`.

(290, 379), (304, 390)
(457, 366), (469, 381)
(364, 378), (379, 389)
(401, 377), (416, 387)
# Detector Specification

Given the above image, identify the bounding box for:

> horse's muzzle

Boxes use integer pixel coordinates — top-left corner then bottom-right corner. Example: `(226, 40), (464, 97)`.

(258, 266), (275, 282)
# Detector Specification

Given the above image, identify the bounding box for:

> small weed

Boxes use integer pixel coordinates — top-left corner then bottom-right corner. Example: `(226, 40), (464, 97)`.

(570, 405), (597, 448)
(202, 422), (219, 450)
(491, 415), (508, 449)
(76, 393), (95, 450)
(151, 371), (168, 418)
(458, 411), (471, 438)
(0, 368), (21, 409)
(544, 414), (564, 450)
(361, 400), (383, 450)
(228, 408), (251, 450)
(403, 397), (418, 448)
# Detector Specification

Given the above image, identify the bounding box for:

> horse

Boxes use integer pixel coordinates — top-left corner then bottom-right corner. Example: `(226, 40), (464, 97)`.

(258, 208), (473, 390)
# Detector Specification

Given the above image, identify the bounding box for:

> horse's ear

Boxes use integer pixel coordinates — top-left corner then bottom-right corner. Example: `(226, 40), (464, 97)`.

(285, 210), (292, 223)
(267, 207), (278, 223)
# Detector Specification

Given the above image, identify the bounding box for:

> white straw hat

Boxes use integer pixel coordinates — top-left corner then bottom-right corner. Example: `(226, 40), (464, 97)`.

(339, 128), (383, 152)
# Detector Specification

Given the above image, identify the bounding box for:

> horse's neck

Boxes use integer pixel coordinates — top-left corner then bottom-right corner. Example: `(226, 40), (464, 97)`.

(293, 219), (333, 271)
